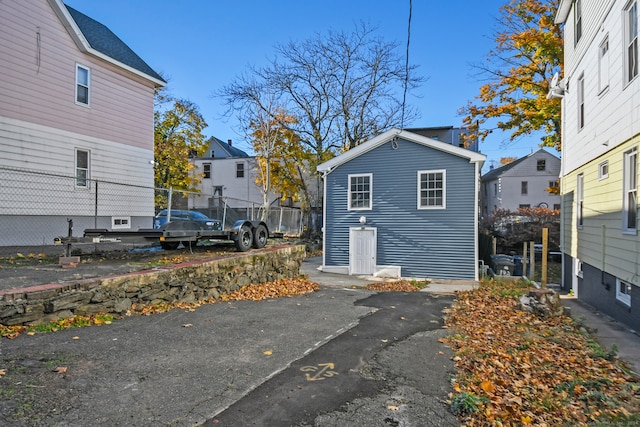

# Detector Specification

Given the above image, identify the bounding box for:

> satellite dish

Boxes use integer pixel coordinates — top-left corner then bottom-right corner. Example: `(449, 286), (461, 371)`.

(551, 71), (559, 88)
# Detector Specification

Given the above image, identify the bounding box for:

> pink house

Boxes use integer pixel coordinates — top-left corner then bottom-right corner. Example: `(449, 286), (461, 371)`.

(0, 0), (165, 246)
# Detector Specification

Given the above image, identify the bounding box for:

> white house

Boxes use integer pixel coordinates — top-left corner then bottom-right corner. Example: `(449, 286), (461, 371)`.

(481, 149), (561, 215)
(0, 0), (165, 246)
(555, 0), (640, 330)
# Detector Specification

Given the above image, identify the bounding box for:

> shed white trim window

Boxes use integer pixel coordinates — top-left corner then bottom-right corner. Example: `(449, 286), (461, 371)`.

(417, 169), (446, 209)
(348, 173), (372, 210)
(76, 64), (90, 106)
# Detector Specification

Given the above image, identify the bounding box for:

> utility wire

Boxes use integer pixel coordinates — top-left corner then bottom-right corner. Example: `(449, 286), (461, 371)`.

(400, 0), (412, 130)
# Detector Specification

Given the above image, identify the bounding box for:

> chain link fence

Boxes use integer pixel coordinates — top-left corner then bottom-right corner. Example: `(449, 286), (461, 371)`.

(0, 167), (302, 258)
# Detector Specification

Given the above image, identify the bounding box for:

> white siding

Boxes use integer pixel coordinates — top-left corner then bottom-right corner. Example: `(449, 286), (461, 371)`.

(0, 0), (156, 150)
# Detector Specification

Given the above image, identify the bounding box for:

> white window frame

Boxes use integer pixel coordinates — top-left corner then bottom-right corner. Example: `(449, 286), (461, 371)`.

(599, 161), (609, 180)
(236, 162), (244, 178)
(577, 173), (584, 229)
(623, 147), (638, 233)
(521, 181), (528, 195)
(616, 278), (632, 306)
(626, 0), (639, 84)
(575, 0), (583, 45)
(75, 148), (90, 189)
(348, 173), (372, 211)
(417, 169), (446, 209)
(599, 36), (610, 94)
(203, 163), (211, 179)
(75, 64), (90, 106)
(112, 217), (131, 229)
(577, 73), (585, 130)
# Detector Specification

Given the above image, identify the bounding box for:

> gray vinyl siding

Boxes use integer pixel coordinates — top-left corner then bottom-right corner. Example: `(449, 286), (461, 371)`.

(325, 138), (477, 280)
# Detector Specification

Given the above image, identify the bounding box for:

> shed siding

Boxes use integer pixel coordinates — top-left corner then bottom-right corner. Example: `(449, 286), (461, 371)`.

(324, 138), (477, 279)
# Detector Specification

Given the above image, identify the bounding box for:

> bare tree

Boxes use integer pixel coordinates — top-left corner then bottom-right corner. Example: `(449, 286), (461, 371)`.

(218, 22), (423, 232)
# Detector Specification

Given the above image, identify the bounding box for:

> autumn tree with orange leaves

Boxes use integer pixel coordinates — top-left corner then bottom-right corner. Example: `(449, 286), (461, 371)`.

(460, 0), (563, 151)
(250, 109), (314, 222)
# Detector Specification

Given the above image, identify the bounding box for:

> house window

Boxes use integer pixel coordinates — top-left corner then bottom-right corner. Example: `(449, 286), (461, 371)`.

(577, 173), (584, 228)
(75, 149), (90, 188)
(577, 73), (585, 130)
(236, 162), (244, 178)
(616, 278), (632, 306)
(519, 204), (531, 209)
(348, 173), (372, 210)
(549, 180), (560, 190)
(521, 181), (528, 195)
(112, 217), (131, 229)
(623, 147), (638, 233)
(554, 203), (561, 210)
(626, 0), (639, 83)
(76, 64), (90, 105)
(537, 159), (546, 171)
(418, 170), (446, 209)
(203, 163), (211, 179)
(599, 161), (609, 179)
(575, 0), (582, 44)
(599, 36), (610, 93)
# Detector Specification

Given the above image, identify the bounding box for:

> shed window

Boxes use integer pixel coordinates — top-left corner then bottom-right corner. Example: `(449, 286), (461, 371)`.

(348, 174), (372, 210)
(418, 170), (446, 209)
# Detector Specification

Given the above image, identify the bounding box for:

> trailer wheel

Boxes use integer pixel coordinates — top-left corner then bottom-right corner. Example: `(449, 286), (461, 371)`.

(161, 241), (180, 250)
(252, 224), (268, 249)
(235, 225), (253, 252)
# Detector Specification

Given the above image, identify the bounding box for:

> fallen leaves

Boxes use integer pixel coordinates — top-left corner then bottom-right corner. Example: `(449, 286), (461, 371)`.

(219, 278), (319, 301)
(444, 278), (640, 426)
(364, 279), (429, 292)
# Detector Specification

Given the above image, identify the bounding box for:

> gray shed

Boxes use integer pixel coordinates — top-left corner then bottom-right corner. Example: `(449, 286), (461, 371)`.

(317, 128), (486, 280)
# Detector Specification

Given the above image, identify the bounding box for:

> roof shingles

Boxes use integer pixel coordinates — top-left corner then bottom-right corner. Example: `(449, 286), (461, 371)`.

(65, 5), (165, 83)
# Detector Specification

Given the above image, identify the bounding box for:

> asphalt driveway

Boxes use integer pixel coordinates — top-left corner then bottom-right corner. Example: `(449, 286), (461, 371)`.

(0, 266), (459, 426)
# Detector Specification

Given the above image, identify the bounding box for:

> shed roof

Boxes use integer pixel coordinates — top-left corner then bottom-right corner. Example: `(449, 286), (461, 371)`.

(317, 128), (485, 173)
(48, 0), (165, 86)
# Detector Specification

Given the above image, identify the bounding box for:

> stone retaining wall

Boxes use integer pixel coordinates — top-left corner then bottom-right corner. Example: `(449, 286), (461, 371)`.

(0, 245), (305, 326)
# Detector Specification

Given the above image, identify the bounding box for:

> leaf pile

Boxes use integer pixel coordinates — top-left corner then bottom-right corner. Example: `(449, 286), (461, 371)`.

(444, 278), (640, 426)
(364, 279), (429, 292)
(219, 278), (319, 301)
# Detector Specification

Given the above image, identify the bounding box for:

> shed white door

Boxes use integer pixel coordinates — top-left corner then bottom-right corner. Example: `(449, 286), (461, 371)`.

(350, 227), (376, 275)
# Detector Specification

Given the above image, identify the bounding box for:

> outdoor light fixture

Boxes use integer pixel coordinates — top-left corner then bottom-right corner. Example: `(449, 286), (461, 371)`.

(359, 216), (366, 225)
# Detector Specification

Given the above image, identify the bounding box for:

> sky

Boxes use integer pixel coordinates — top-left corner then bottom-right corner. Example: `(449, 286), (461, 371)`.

(63, 0), (558, 173)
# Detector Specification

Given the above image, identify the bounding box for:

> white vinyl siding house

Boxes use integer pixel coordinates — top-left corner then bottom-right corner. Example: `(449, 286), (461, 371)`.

(480, 149), (561, 215)
(556, 0), (640, 331)
(0, 0), (165, 246)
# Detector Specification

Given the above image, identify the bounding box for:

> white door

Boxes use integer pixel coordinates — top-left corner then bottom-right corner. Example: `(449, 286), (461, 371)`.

(350, 227), (376, 275)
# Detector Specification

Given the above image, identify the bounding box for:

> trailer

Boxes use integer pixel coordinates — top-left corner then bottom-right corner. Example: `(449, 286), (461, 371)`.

(81, 219), (270, 252)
